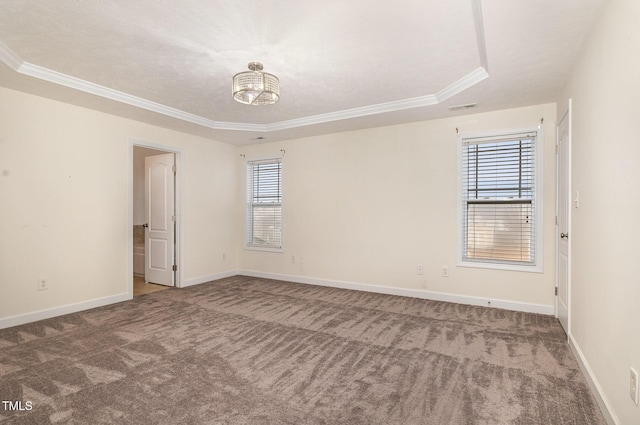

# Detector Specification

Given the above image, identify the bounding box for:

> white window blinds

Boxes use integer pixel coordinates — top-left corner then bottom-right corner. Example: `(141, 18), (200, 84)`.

(246, 158), (282, 249)
(461, 132), (537, 265)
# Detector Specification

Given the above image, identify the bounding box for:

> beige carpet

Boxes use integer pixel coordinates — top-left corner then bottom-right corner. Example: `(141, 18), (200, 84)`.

(0, 276), (606, 424)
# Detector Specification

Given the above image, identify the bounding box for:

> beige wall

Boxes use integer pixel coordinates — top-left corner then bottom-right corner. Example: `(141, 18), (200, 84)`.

(0, 87), (239, 321)
(0, 86), (557, 324)
(239, 103), (557, 310)
(558, 0), (640, 423)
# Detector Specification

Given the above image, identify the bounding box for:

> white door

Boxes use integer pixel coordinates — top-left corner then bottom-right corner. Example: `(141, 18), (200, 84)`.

(556, 103), (571, 335)
(144, 153), (175, 286)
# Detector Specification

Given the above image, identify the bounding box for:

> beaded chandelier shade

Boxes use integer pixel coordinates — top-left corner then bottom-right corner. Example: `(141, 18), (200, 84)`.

(232, 62), (280, 105)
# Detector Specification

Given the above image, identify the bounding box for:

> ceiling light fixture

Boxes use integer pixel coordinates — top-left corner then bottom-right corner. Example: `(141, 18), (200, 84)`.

(232, 62), (280, 105)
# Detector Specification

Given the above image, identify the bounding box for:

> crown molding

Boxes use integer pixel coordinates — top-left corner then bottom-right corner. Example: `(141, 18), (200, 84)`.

(10, 56), (265, 132)
(471, 0), (489, 71)
(0, 51), (486, 136)
(435, 67), (489, 103)
(268, 66), (490, 132)
(267, 94), (439, 132)
(0, 41), (22, 70)
(0, 0), (489, 136)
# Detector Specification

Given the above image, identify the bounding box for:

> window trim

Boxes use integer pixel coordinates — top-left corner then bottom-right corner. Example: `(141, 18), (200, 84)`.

(244, 156), (284, 252)
(456, 126), (544, 273)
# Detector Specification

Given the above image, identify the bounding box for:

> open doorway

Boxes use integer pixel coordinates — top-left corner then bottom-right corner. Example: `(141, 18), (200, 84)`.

(130, 142), (182, 297)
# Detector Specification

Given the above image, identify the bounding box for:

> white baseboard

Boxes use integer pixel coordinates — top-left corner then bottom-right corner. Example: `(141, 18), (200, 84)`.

(238, 270), (555, 315)
(181, 270), (238, 288)
(569, 335), (618, 425)
(0, 268), (237, 329)
(0, 292), (131, 330)
(0, 269), (554, 329)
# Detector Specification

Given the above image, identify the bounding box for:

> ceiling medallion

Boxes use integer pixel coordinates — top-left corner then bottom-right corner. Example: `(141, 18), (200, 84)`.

(232, 62), (280, 105)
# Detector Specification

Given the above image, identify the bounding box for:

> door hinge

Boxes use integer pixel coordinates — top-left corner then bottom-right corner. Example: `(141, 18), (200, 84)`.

(172, 264), (177, 272)
(172, 165), (176, 174)
(555, 287), (558, 296)
(555, 144), (559, 154)
(555, 215), (558, 225)
(172, 215), (176, 222)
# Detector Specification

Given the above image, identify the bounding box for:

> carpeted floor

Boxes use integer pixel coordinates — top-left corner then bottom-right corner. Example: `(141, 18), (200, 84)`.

(0, 276), (606, 424)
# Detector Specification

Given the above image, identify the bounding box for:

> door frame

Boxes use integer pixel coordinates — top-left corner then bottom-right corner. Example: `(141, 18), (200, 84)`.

(128, 139), (183, 297)
(555, 99), (572, 335)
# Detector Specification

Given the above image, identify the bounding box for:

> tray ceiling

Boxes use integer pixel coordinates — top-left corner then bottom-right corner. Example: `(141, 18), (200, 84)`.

(0, 0), (602, 145)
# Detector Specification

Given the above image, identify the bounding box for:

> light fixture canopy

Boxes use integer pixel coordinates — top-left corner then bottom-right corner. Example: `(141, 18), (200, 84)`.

(233, 62), (280, 105)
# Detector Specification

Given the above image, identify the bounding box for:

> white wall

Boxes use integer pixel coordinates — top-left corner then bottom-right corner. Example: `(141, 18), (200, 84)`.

(0, 87), (239, 323)
(558, 0), (640, 423)
(239, 103), (557, 311)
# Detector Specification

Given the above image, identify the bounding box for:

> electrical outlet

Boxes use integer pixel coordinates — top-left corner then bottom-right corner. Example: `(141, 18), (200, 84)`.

(416, 265), (424, 275)
(631, 367), (639, 405)
(442, 266), (449, 277)
(37, 277), (48, 291)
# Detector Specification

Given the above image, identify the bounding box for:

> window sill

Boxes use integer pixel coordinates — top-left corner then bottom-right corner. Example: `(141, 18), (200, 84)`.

(244, 245), (284, 253)
(457, 259), (543, 273)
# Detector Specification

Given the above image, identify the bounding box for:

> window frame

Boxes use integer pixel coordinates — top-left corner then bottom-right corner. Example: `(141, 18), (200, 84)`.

(456, 126), (544, 273)
(244, 156), (284, 252)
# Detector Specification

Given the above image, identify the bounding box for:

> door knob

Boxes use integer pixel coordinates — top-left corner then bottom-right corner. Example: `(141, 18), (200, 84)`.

(560, 232), (568, 239)
(143, 223), (149, 228)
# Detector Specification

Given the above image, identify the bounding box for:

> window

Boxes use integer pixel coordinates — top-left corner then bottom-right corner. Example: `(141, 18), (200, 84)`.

(245, 158), (282, 250)
(458, 129), (542, 271)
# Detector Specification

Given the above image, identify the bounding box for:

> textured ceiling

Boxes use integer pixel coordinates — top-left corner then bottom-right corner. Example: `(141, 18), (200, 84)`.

(0, 0), (602, 145)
